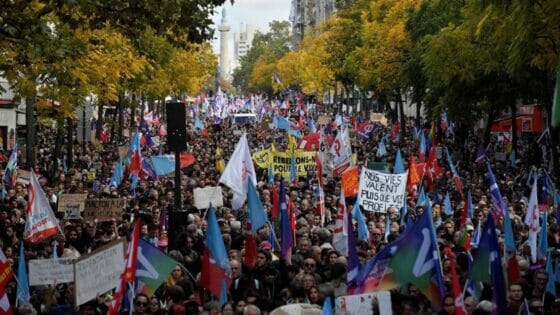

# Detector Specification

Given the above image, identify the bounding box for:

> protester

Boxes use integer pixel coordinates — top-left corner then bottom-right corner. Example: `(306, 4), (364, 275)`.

(0, 98), (559, 315)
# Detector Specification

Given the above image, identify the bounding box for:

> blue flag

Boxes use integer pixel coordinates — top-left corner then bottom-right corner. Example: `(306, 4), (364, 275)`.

(205, 205), (232, 306)
(510, 150), (516, 168)
(279, 179), (292, 263)
(394, 149), (404, 174)
(290, 152), (297, 184)
(467, 190), (474, 220)
(321, 296), (333, 315)
(17, 241), (30, 304)
(503, 204), (516, 254)
(150, 155), (175, 176)
(469, 215), (507, 314)
(546, 251), (556, 296)
(538, 210), (548, 260)
(268, 163), (274, 185)
(486, 161), (506, 219)
(347, 202), (359, 286)
(443, 192), (453, 216)
(352, 200), (369, 241)
(247, 176), (268, 234)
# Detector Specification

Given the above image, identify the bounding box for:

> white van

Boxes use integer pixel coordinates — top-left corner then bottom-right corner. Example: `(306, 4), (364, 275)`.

(232, 113), (257, 125)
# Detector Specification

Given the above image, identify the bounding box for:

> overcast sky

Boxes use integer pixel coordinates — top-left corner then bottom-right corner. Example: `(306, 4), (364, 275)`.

(210, 0), (292, 57)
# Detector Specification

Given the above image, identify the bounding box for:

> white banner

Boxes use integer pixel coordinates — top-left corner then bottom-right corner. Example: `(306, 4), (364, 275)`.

(359, 168), (407, 212)
(29, 258), (74, 286)
(336, 292), (392, 315)
(74, 240), (125, 306)
(193, 186), (224, 209)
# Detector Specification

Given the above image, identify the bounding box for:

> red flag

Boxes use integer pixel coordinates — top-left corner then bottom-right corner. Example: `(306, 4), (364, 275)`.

(129, 151), (142, 176)
(108, 219), (141, 315)
(407, 155), (420, 199)
(179, 153), (196, 168)
(391, 121), (399, 139)
(297, 132), (320, 150)
(271, 184), (279, 220)
(0, 249), (13, 297)
(444, 248), (467, 315)
(423, 146), (444, 191)
(244, 222), (257, 269)
(316, 152), (324, 188)
(507, 254), (521, 284)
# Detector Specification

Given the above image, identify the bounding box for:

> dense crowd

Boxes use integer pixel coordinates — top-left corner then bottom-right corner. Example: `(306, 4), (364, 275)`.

(0, 108), (559, 315)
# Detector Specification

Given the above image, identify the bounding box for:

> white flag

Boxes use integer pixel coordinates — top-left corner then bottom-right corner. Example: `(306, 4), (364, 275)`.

(219, 133), (256, 210)
(333, 190), (348, 256)
(524, 179), (539, 263)
(330, 128), (352, 177)
(0, 293), (11, 314)
(24, 170), (62, 243)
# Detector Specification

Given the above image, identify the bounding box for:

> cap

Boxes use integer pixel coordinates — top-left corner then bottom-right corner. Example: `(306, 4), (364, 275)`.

(259, 241), (272, 251)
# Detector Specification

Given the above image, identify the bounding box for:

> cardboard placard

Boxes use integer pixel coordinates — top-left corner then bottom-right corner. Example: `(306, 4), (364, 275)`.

(336, 292), (392, 315)
(118, 146), (128, 158)
(193, 186), (224, 210)
(29, 257), (75, 286)
(74, 240), (125, 306)
(58, 194), (88, 220)
(495, 152), (506, 161)
(370, 113), (388, 126)
(317, 115), (330, 125)
(83, 198), (125, 221)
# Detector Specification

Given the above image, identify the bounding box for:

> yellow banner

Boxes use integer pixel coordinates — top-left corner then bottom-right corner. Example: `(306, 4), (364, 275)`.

(253, 149), (317, 177)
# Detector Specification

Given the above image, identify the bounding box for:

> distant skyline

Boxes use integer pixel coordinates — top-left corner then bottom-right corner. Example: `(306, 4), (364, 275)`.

(210, 0), (292, 59)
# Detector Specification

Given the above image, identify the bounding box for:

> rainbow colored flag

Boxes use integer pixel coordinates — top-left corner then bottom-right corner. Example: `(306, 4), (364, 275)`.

(349, 205), (444, 306)
(135, 239), (177, 297)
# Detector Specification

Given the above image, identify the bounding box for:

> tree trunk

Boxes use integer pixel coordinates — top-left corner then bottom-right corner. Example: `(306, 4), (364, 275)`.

(510, 99), (517, 154)
(53, 119), (65, 178)
(397, 92), (406, 137)
(25, 93), (36, 169)
(96, 102), (104, 140)
(483, 107), (497, 147)
(118, 95), (124, 143)
(110, 103), (118, 143)
(66, 118), (73, 169)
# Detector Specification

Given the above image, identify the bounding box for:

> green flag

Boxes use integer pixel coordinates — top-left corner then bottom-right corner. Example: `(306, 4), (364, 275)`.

(552, 67), (560, 127)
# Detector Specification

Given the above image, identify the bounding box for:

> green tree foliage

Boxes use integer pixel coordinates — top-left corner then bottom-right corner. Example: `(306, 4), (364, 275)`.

(232, 20), (291, 93)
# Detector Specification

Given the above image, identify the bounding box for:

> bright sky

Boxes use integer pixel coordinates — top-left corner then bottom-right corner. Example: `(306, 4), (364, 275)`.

(210, 0), (292, 57)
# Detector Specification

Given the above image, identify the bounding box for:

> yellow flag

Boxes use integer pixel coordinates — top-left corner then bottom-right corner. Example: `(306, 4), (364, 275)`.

(215, 148), (225, 174)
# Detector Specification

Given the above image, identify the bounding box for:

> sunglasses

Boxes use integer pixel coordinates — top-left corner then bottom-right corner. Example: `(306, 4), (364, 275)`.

(135, 301), (148, 307)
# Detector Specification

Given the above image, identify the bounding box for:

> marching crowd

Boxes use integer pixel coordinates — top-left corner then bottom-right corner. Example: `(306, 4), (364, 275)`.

(0, 106), (559, 315)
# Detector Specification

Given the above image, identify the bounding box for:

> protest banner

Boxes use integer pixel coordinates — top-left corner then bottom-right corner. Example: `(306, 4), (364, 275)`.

(367, 162), (390, 173)
(252, 148), (316, 177)
(336, 292), (392, 315)
(341, 167), (359, 197)
(74, 239), (125, 306)
(193, 186), (223, 209)
(16, 170), (33, 185)
(359, 168), (408, 213)
(58, 194), (87, 220)
(29, 257), (74, 286)
(317, 115), (330, 125)
(83, 198), (125, 221)
(495, 152), (506, 161)
(370, 113), (388, 126)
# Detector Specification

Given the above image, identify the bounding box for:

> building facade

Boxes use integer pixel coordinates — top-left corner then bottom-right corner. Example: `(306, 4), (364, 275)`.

(233, 23), (257, 64)
(290, 0), (336, 46)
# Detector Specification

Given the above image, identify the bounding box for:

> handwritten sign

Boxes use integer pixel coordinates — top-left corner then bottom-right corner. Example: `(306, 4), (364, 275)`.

(29, 258), (74, 286)
(118, 146), (128, 158)
(193, 186), (224, 210)
(74, 240), (125, 306)
(16, 170), (34, 185)
(359, 168), (408, 213)
(317, 115), (330, 125)
(336, 292), (392, 315)
(58, 194), (87, 220)
(84, 199), (125, 221)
